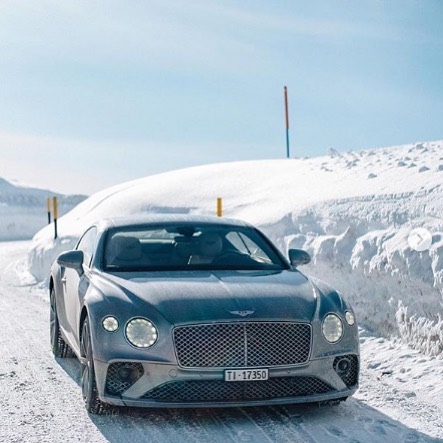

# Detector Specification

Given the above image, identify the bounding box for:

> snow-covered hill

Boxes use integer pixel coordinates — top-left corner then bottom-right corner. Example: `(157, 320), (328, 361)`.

(0, 178), (86, 241)
(28, 140), (443, 356)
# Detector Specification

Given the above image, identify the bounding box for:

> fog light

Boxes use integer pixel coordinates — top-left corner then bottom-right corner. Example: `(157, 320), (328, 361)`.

(118, 366), (140, 382)
(336, 358), (350, 373)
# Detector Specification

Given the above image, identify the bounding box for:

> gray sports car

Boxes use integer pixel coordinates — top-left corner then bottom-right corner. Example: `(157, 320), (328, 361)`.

(50, 215), (359, 414)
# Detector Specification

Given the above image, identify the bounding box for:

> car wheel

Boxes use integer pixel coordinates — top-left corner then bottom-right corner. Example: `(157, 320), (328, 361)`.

(50, 288), (73, 358)
(81, 318), (106, 414)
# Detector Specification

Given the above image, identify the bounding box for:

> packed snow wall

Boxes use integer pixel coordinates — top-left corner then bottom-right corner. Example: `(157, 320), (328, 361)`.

(263, 192), (443, 356)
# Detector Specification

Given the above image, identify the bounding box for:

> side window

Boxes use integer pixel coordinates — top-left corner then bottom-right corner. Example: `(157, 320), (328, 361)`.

(76, 227), (98, 268)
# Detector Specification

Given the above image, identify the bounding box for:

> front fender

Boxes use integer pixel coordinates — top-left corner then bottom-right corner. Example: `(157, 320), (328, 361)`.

(83, 284), (177, 365)
(308, 278), (359, 359)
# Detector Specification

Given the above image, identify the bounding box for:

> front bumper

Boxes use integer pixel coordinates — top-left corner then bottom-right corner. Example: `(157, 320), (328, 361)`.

(93, 353), (359, 408)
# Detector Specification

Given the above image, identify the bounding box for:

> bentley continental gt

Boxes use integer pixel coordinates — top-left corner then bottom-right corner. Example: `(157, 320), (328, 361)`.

(49, 215), (359, 414)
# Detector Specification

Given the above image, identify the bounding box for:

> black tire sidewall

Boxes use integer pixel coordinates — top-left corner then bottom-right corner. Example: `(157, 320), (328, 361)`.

(81, 319), (103, 414)
(50, 289), (63, 357)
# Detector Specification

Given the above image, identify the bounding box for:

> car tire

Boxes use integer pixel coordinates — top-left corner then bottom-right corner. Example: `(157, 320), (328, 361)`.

(81, 318), (106, 414)
(50, 288), (74, 358)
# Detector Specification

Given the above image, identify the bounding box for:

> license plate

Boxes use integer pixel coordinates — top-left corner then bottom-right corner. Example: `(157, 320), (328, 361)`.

(224, 369), (269, 382)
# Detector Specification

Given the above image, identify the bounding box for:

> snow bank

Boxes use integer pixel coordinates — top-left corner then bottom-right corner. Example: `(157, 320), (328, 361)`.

(28, 140), (443, 355)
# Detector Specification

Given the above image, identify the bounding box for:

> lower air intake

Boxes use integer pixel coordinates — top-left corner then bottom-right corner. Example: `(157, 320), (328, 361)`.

(105, 362), (144, 396)
(141, 377), (334, 402)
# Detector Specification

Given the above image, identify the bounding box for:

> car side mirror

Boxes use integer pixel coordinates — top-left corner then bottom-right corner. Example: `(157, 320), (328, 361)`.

(288, 249), (311, 267)
(57, 250), (84, 274)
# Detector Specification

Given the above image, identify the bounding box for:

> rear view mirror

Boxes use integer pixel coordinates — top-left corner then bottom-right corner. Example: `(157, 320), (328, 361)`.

(288, 249), (311, 267)
(57, 250), (84, 273)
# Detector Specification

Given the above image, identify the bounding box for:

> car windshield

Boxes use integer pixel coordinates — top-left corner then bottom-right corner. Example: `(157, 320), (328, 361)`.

(103, 223), (288, 272)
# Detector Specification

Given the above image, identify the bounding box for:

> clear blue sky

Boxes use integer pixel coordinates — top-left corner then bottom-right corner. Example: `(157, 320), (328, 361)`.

(0, 0), (442, 194)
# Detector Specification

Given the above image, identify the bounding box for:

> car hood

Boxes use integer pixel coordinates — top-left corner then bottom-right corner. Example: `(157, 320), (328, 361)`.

(105, 269), (317, 324)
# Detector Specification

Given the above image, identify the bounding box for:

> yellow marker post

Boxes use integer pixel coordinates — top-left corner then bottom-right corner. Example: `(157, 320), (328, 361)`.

(53, 196), (58, 239)
(217, 197), (222, 217)
(46, 197), (51, 224)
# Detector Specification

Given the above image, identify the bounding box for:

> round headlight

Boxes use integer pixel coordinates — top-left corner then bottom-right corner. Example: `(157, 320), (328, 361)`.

(125, 318), (158, 348)
(345, 311), (355, 326)
(322, 314), (343, 343)
(102, 316), (119, 332)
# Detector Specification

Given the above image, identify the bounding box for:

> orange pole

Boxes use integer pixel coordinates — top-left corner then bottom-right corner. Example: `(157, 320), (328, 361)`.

(53, 196), (58, 239)
(46, 197), (51, 224)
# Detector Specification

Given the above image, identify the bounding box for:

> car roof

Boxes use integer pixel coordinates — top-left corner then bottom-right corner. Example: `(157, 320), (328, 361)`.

(95, 214), (253, 230)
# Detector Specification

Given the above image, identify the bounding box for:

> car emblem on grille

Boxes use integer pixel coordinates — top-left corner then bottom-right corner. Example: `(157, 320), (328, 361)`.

(229, 310), (255, 317)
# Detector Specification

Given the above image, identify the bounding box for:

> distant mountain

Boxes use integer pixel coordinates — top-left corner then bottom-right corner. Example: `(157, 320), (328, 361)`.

(0, 178), (87, 241)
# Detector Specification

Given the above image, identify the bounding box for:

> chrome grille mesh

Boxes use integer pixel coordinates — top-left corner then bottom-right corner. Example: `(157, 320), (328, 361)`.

(141, 377), (334, 402)
(173, 322), (311, 368)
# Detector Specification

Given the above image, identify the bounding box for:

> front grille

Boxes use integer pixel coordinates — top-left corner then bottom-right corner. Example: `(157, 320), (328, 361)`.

(333, 354), (359, 387)
(173, 322), (311, 368)
(105, 362), (144, 396)
(141, 377), (334, 402)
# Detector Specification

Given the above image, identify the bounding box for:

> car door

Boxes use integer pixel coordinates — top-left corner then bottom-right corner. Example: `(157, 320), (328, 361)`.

(62, 227), (98, 350)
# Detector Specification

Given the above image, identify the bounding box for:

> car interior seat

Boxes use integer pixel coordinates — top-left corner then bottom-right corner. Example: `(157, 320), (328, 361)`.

(188, 232), (223, 264)
(106, 235), (143, 266)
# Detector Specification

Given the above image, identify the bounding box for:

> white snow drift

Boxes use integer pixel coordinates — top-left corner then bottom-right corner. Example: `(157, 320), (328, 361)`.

(28, 140), (443, 356)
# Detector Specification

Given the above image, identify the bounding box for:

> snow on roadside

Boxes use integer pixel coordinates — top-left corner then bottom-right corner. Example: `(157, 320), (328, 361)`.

(356, 328), (443, 438)
(358, 329), (443, 409)
(27, 141), (443, 356)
